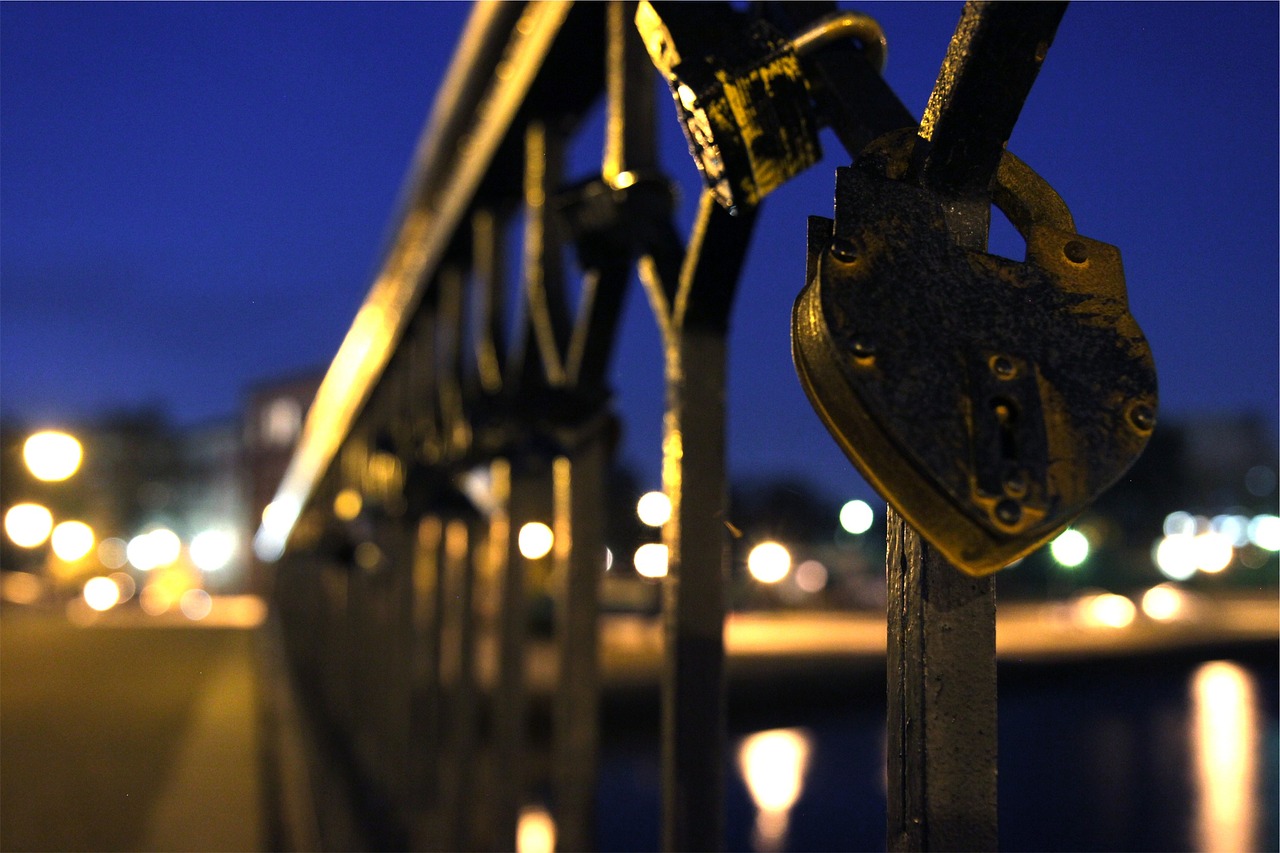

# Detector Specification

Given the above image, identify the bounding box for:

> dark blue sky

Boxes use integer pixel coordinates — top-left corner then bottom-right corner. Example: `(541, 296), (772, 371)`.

(2, 2), (1276, 501)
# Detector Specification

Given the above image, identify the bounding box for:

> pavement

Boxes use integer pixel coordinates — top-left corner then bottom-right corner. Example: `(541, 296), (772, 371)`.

(0, 605), (266, 852)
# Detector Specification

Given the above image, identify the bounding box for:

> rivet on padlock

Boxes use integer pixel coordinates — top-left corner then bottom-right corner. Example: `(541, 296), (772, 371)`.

(634, 2), (886, 212)
(792, 128), (1157, 575)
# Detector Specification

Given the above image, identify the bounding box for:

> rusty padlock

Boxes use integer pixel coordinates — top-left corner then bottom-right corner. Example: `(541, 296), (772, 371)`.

(792, 128), (1157, 575)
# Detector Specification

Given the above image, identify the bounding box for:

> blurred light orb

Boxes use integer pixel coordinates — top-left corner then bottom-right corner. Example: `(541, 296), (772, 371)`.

(516, 804), (556, 853)
(1155, 534), (1198, 581)
(1193, 531), (1233, 573)
(1078, 593), (1136, 629)
(128, 528), (181, 571)
(636, 491), (672, 527)
(98, 537), (128, 569)
(190, 529), (236, 572)
(839, 500), (874, 535)
(794, 559), (828, 593)
(747, 541), (791, 584)
(634, 543), (669, 578)
(23, 431), (83, 482)
(518, 522), (554, 560)
(1050, 528), (1089, 568)
(354, 541), (382, 571)
(1247, 514), (1280, 551)
(1211, 514), (1251, 548)
(109, 571), (137, 603)
(5, 503), (53, 548)
(1141, 584), (1186, 621)
(1162, 510), (1197, 537)
(180, 588), (213, 621)
(2, 572), (44, 605)
(83, 576), (120, 612)
(51, 521), (95, 562)
(333, 488), (362, 522)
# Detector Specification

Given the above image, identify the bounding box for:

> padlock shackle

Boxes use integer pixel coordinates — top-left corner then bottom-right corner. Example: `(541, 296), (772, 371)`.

(791, 12), (887, 73)
(993, 153), (1075, 238)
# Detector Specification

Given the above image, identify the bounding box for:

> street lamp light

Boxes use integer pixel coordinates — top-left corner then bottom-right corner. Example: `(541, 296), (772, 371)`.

(22, 431), (83, 482)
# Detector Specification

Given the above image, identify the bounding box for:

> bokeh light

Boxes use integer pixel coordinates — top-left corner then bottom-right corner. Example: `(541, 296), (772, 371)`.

(1247, 515), (1280, 551)
(794, 560), (828, 593)
(98, 537), (128, 569)
(1141, 584), (1186, 621)
(5, 503), (53, 548)
(180, 588), (213, 620)
(23, 430), (83, 482)
(1155, 534), (1198, 581)
(634, 543), (669, 578)
(51, 521), (95, 562)
(1192, 532), (1233, 574)
(839, 500), (874, 535)
(747, 541), (791, 584)
(128, 528), (181, 571)
(517, 522), (554, 560)
(516, 804), (556, 853)
(637, 491), (672, 527)
(333, 488), (363, 522)
(1075, 593), (1136, 629)
(190, 529), (236, 572)
(1049, 529), (1089, 568)
(83, 576), (120, 612)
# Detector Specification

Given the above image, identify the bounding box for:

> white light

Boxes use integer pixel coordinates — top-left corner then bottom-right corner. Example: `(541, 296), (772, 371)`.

(794, 560), (828, 593)
(83, 576), (120, 612)
(839, 500), (874, 535)
(1212, 515), (1251, 548)
(637, 491), (672, 527)
(98, 538), (128, 569)
(518, 522), (554, 560)
(23, 431), (83, 482)
(1163, 510), (1197, 537)
(516, 804), (556, 853)
(5, 503), (53, 548)
(51, 521), (95, 562)
(604, 547), (614, 571)
(190, 529), (236, 572)
(634, 543), (669, 578)
(1247, 515), (1280, 551)
(180, 588), (213, 621)
(1141, 585), (1186, 621)
(1193, 531), (1234, 573)
(1155, 534), (1198, 581)
(747, 541), (792, 584)
(1050, 528), (1090, 568)
(127, 528), (181, 571)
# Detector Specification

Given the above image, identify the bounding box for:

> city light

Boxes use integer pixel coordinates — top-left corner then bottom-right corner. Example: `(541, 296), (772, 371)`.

(180, 588), (214, 620)
(794, 559), (828, 593)
(738, 727), (813, 852)
(333, 488), (363, 522)
(747, 541), (791, 584)
(1155, 534), (1198, 581)
(516, 804), (556, 853)
(1163, 510), (1197, 537)
(82, 576), (120, 612)
(190, 529), (236, 572)
(51, 521), (95, 562)
(127, 528), (181, 571)
(518, 522), (554, 560)
(5, 503), (53, 548)
(23, 430), (83, 482)
(1075, 593), (1137, 629)
(1247, 514), (1280, 551)
(1193, 531), (1234, 574)
(634, 543), (669, 578)
(839, 499), (874, 535)
(1141, 584), (1187, 621)
(636, 491), (672, 527)
(98, 538), (128, 569)
(1049, 528), (1090, 568)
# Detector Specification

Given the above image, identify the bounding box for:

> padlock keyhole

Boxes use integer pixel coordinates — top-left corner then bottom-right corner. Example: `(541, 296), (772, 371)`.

(991, 397), (1020, 462)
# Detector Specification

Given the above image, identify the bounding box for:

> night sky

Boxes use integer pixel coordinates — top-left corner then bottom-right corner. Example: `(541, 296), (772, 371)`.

(2, 2), (1276, 502)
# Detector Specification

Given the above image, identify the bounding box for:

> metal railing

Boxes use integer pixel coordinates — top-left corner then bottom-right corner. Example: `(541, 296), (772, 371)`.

(257, 2), (1110, 850)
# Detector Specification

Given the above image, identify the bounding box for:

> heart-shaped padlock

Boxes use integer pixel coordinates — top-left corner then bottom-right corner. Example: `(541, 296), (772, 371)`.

(793, 129), (1157, 575)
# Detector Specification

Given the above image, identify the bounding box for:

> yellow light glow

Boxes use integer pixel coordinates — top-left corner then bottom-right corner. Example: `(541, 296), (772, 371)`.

(1193, 531), (1234, 573)
(5, 503), (53, 548)
(839, 499), (874, 535)
(128, 528), (181, 571)
(1, 572), (44, 605)
(23, 430), (83, 481)
(354, 541), (382, 571)
(83, 576), (120, 612)
(1141, 584), (1186, 621)
(98, 537), (128, 569)
(190, 529), (236, 572)
(333, 488), (363, 521)
(738, 727), (813, 852)
(518, 522), (554, 560)
(51, 521), (95, 562)
(747, 541), (791, 584)
(1050, 528), (1090, 567)
(516, 804), (556, 853)
(1076, 593), (1136, 629)
(636, 491), (672, 527)
(1247, 514), (1280, 551)
(110, 571), (136, 603)
(1192, 661), (1260, 852)
(634, 543), (669, 578)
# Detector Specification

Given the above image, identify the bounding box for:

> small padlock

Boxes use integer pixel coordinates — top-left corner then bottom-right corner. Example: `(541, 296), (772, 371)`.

(792, 128), (1157, 575)
(635, 3), (887, 212)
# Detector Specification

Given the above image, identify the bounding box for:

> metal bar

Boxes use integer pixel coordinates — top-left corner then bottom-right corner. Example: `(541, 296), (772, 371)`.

(491, 457), (525, 850)
(552, 438), (607, 853)
(439, 517), (478, 851)
(410, 516), (444, 836)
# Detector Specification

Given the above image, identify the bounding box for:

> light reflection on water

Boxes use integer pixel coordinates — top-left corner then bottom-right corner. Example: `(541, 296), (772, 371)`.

(1192, 660), (1261, 853)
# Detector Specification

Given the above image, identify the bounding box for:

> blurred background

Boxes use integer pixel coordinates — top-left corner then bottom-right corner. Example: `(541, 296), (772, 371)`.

(1, 2), (1276, 852)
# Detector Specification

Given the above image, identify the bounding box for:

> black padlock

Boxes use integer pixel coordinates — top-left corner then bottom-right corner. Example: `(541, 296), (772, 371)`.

(792, 128), (1157, 575)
